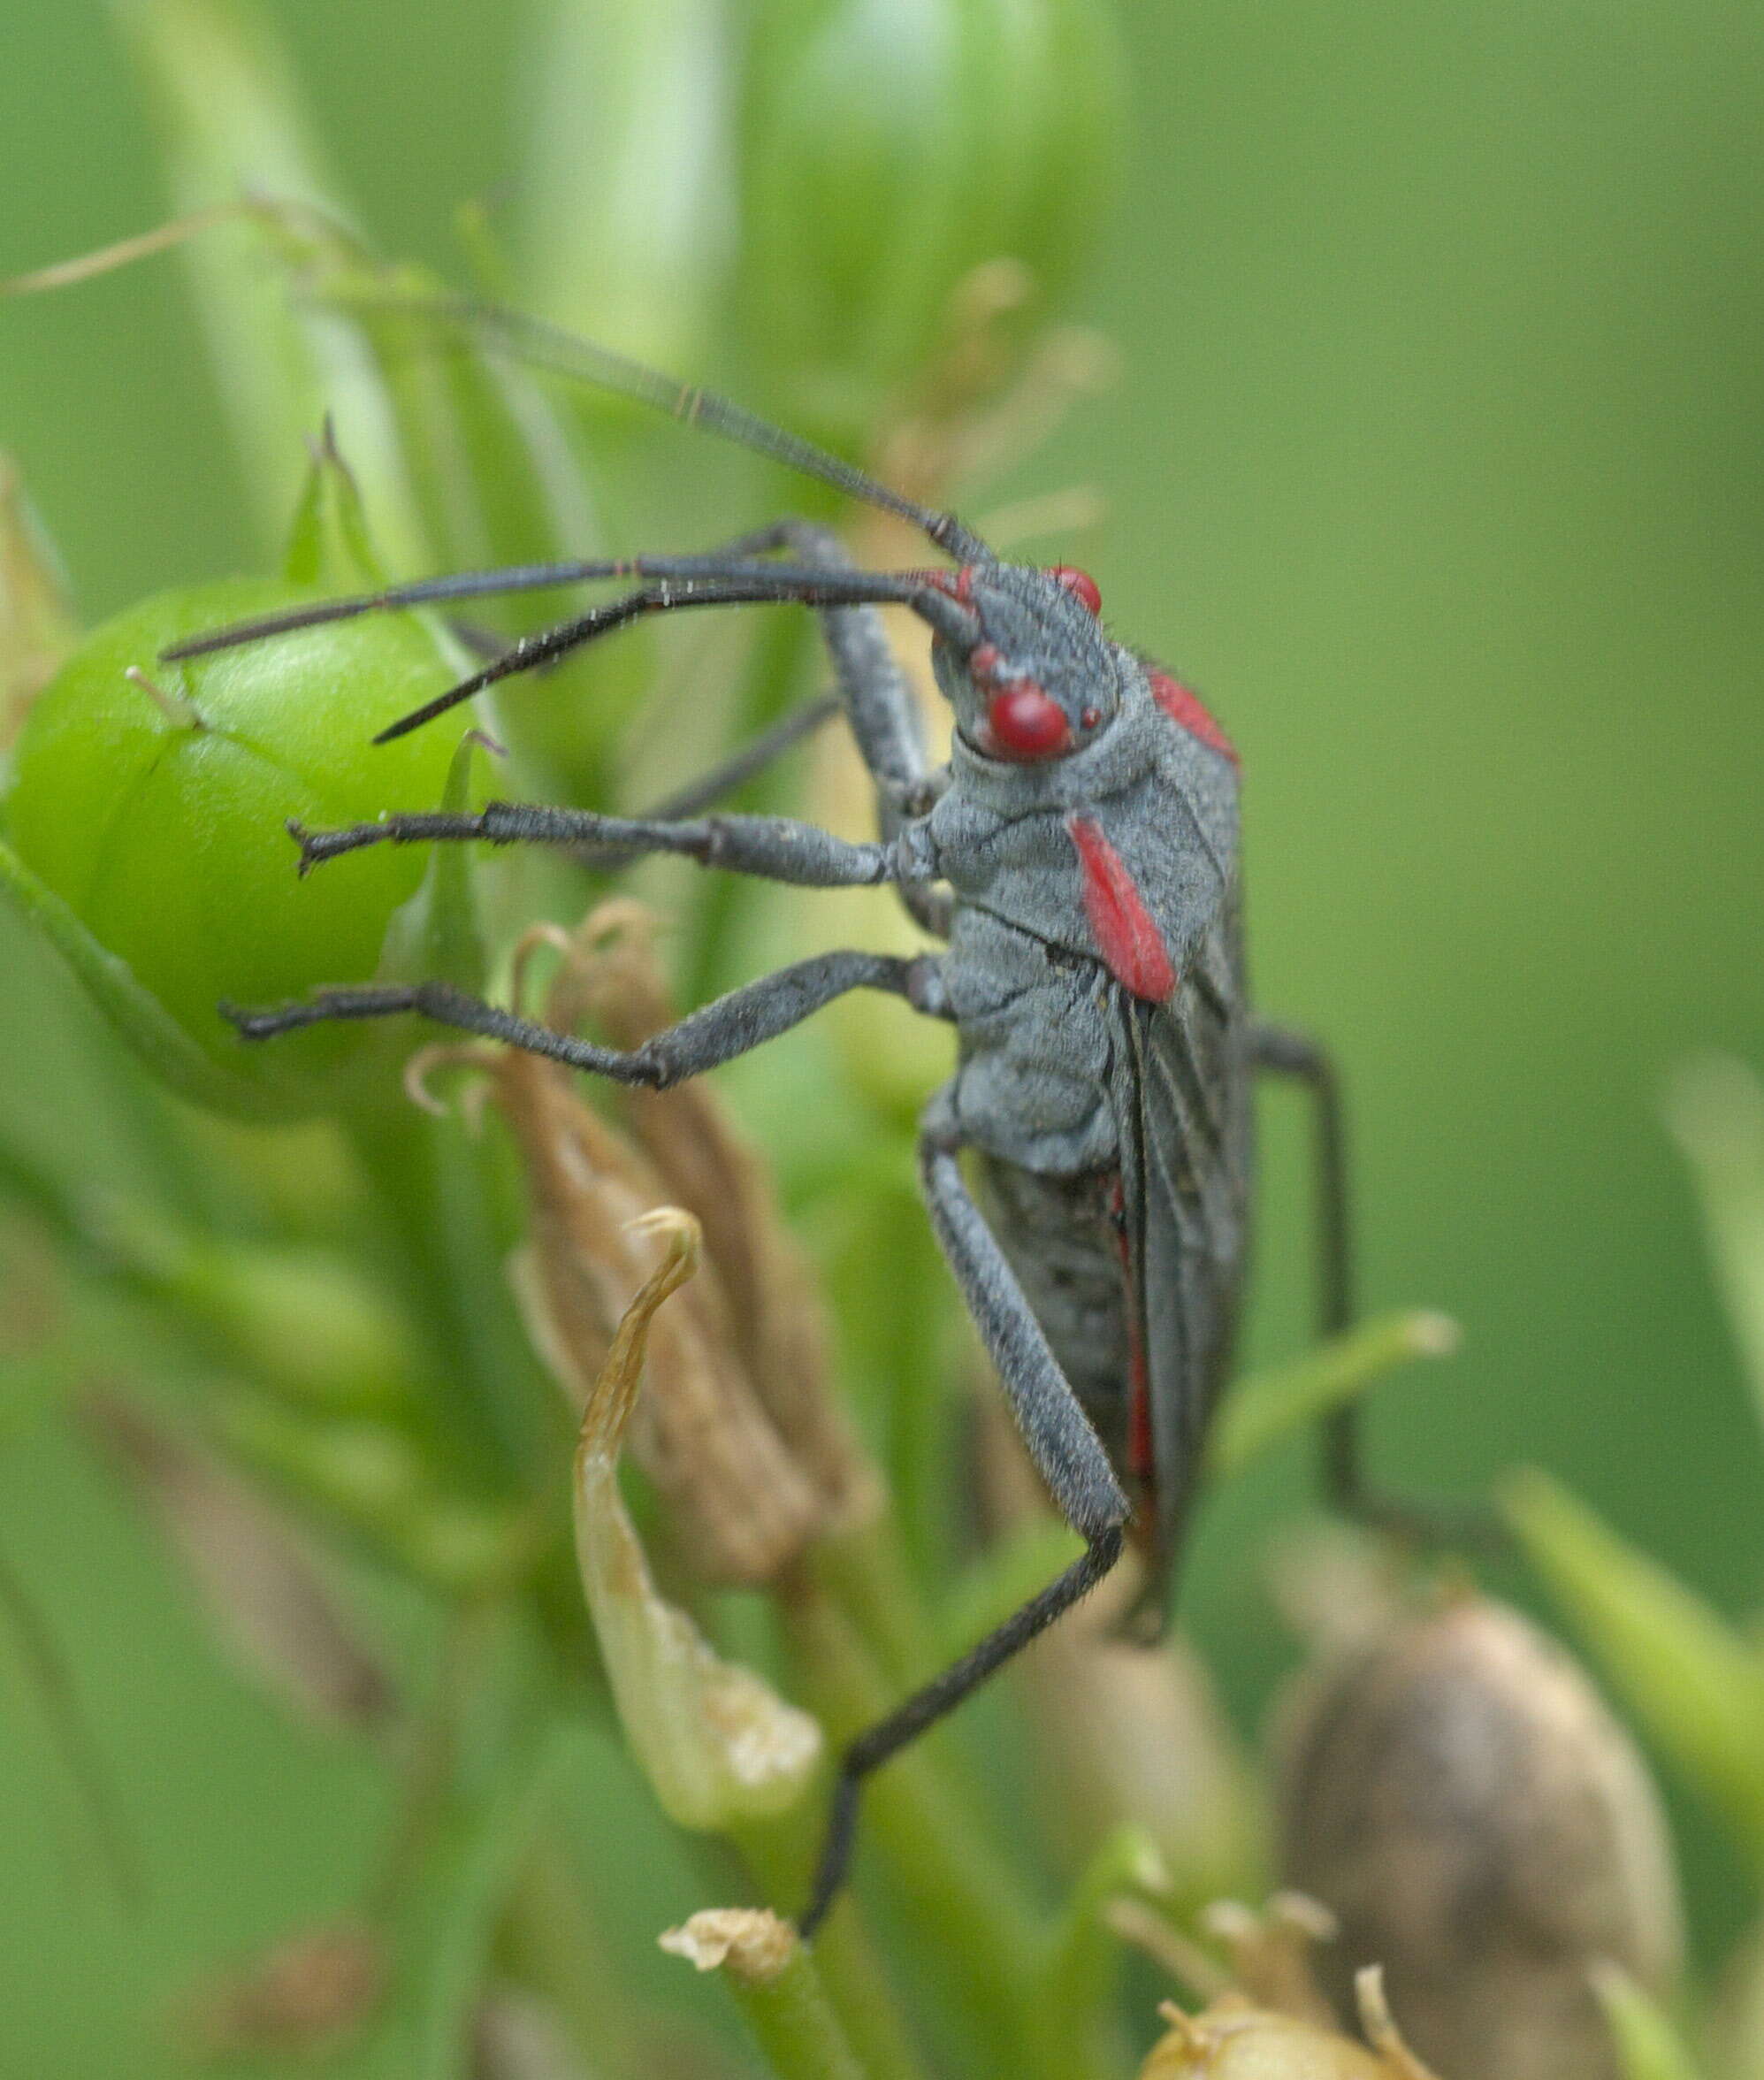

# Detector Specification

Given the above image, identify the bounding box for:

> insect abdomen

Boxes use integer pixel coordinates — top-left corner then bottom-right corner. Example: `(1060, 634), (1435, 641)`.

(976, 1158), (1134, 1473)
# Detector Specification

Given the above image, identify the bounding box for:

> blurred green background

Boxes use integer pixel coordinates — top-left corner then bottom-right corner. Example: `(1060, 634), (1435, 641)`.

(3, 1), (1763, 2069)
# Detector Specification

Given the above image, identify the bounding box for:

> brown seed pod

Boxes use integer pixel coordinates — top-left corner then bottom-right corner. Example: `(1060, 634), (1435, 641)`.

(1273, 1593), (1682, 2080)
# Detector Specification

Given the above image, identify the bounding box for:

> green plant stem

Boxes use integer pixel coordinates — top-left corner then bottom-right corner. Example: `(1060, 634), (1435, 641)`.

(1208, 1308), (1458, 1480)
(807, 1518), (934, 1691)
(779, 1578), (1049, 2076)
(497, 1833), (654, 2076)
(734, 1818), (931, 2080)
(0, 1533), (141, 1903)
(339, 1095), (542, 1489)
(721, 1940), (868, 2080)
(1030, 1824), (1163, 2080)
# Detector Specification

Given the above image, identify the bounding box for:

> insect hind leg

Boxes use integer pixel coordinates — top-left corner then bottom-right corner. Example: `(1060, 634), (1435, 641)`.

(798, 1093), (1130, 1936)
(1249, 1021), (1502, 1552)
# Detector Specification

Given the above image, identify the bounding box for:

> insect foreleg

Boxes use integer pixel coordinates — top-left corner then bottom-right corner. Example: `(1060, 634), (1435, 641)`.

(225, 950), (941, 1085)
(775, 521), (953, 937)
(798, 1096), (1130, 1936)
(292, 803), (897, 890)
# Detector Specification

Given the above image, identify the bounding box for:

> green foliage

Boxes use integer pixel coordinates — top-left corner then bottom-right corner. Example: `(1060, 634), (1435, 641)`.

(3, 2), (1763, 2077)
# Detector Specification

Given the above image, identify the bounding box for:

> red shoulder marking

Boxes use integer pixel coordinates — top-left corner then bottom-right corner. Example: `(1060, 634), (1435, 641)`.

(1065, 813), (1178, 1003)
(1148, 669), (1239, 768)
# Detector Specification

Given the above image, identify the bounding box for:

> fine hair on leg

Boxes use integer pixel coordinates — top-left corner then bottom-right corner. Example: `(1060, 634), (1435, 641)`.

(796, 1095), (1133, 1936)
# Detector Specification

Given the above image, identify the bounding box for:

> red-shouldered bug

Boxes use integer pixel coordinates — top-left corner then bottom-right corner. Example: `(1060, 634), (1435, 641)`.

(165, 301), (1416, 1935)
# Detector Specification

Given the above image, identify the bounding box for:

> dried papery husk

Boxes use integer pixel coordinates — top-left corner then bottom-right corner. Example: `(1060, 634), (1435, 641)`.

(659, 1908), (798, 1984)
(557, 903), (878, 1533)
(1198, 1895), (1342, 2028)
(457, 910), (868, 1585)
(81, 1390), (395, 1734)
(574, 1212), (822, 1830)
(496, 1036), (821, 1586)
(1274, 1592), (1682, 2080)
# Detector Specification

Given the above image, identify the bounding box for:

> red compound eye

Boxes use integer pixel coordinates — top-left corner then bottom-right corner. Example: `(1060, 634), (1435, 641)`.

(1047, 565), (1103, 616)
(987, 684), (1073, 760)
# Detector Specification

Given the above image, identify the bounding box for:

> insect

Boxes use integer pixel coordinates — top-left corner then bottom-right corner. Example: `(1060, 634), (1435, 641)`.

(165, 302), (1389, 1934)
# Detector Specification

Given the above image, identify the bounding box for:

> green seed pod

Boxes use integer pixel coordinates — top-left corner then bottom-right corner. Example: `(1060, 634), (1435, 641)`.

(737, 0), (1123, 433)
(1274, 1594), (1683, 2080)
(4, 581), (458, 1114)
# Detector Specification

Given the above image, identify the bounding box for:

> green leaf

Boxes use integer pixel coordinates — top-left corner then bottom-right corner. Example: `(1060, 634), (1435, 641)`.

(934, 1516), (1082, 1664)
(516, 0), (730, 371)
(1665, 1053), (1764, 1440)
(380, 730), (490, 998)
(310, 270), (648, 801)
(107, 0), (430, 567)
(282, 417), (391, 592)
(370, 1729), (560, 2078)
(1592, 1964), (1707, 2080)
(1030, 1824), (1167, 2076)
(1209, 1310), (1461, 1480)
(1503, 1465), (1764, 1873)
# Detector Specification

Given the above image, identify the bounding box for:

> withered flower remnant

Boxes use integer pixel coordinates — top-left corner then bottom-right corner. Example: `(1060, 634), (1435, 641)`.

(1138, 1969), (1439, 2080)
(1274, 1592), (1682, 2080)
(431, 902), (877, 1587)
(571, 1208), (822, 1831)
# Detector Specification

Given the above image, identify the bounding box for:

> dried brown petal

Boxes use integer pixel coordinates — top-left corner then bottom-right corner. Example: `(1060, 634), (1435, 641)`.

(500, 1042), (821, 1584)
(561, 903), (877, 1530)
(483, 905), (880, 1582)
(82, 1390), (395, 1733)
(1274, 1594), (1682, 2080)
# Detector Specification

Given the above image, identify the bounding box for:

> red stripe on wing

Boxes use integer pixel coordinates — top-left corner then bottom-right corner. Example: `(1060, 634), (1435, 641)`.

(1066, 813), (1178, 1004)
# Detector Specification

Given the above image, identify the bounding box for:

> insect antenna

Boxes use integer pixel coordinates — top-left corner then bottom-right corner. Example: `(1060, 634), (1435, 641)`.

(332, 289), (996, 564)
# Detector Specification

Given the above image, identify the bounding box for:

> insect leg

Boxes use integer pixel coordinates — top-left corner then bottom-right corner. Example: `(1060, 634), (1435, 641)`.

(799, 1094), (1130, 1936)
(1246, 1023), (1358, 1501)
(291, 800), (898, 889)
(225, 949), (941, 1084)
(1249, 1021), (1499, 1549)
(631, 692), (844, 823)
(772, 521), (952, 937)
